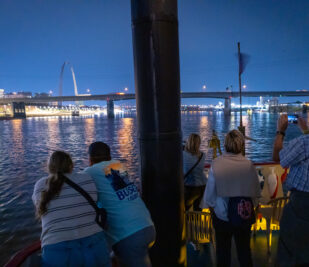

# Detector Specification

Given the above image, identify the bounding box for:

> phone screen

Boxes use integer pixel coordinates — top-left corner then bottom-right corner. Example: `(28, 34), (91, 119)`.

(288, 115), (298, 123)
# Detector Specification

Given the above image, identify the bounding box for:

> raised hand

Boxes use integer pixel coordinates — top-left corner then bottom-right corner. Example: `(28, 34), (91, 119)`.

(298, 117), (309, 133)
(277, 114), (288, 132)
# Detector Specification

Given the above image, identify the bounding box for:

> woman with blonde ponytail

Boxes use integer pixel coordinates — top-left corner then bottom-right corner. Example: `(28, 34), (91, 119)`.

(32, 151), (111, 267)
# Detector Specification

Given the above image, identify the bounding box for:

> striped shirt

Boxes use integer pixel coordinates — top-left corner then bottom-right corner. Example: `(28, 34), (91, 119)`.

(32, 171), (103, 247)
(280, 134), (309, 192)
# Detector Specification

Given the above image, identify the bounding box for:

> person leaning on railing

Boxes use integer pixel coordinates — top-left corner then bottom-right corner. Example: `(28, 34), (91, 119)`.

(84, 142), (155, 267)
(32, 151), (111, 267)
(273, 114), (309, 267)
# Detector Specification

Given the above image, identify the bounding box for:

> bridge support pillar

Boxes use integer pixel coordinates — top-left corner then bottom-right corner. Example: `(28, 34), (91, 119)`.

(107, 99), (114, 118)
(224, 98), (231, 115)
(12, 102), (26, 118)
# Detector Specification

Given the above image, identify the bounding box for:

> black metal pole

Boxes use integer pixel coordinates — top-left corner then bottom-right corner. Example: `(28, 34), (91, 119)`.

(131, 1), (185, 266)
(238, 42), (243, 128)
(238, 42), (245, 154)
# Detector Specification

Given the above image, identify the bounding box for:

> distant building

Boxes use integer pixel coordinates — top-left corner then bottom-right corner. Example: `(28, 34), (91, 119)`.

(268, 97), (279, 106)
(0, 89), (4, 98)
(34, 92), (49, 98)
(5, 91), (32, 98)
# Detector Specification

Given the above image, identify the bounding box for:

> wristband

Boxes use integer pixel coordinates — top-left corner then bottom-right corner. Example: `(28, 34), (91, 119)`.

(276, 131), (285, 137)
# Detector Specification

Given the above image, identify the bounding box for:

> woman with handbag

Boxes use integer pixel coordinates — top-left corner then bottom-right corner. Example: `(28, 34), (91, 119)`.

(183, 133), (207, 211)
(32, 151), (111, 267)
(200, 130), (260, 267)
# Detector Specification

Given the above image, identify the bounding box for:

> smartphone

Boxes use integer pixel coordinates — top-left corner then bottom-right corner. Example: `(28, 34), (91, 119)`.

(288, 114), (298, 124)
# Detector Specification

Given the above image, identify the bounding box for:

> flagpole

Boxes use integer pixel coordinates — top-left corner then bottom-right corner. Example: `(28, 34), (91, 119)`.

(238, 42), (245, 155)
(238, 42), (243, 128)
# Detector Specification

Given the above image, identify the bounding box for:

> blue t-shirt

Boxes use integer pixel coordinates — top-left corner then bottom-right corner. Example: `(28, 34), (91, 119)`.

(84, 160), (153, 245)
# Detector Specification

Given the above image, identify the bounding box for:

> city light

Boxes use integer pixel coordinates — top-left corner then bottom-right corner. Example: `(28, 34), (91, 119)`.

(242, 84), (247, 89)
(124, 87), (128, 92)
(202, 85), (206, 90)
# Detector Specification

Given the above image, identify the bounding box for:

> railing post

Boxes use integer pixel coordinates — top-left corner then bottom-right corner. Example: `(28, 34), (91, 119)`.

(131, 0), (185, 266)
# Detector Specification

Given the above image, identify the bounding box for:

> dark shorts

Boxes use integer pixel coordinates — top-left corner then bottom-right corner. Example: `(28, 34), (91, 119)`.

(112, 226), (156, 267)
(184, 185), (206, 211)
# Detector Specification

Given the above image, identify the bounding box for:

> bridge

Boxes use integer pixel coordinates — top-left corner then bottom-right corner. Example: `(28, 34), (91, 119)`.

(1, 91), (308, 118)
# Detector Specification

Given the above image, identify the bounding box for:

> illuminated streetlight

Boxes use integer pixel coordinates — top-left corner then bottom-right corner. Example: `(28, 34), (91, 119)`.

(87, 88), (90, 93)
(124, 87), (128, 92)
(242, 85), (247, 89)
(202, 85), (206, 90)
(49, 90), (53, 95)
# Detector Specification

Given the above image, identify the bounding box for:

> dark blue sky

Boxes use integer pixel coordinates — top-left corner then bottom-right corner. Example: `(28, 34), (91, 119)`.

(0, 0), (308, 105)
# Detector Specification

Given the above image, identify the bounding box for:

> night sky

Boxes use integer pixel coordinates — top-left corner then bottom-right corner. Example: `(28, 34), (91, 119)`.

(0, 0), (308, 105)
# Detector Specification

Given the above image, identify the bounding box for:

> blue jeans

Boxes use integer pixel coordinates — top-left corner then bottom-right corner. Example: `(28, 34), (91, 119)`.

(112, 226), (156, 267)
(42, 232), (111, 267)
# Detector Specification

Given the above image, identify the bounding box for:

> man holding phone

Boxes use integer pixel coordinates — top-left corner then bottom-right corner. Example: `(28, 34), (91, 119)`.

(273, 114), (309, 266)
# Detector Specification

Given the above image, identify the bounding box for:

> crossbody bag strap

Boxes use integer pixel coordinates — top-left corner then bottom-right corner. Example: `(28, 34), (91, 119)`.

(184, 152), (203, 178)
(63, 175), (99, 213)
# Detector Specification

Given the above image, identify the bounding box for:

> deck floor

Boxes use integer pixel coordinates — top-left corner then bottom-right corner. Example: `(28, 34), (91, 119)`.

(187, 231), (279, 267)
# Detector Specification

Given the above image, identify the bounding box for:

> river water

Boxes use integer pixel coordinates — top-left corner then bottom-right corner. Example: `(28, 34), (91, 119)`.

(0, 112), (304, 265)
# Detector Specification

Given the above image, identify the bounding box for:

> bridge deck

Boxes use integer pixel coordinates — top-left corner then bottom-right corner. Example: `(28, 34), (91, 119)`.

(0, 91), (308, 104)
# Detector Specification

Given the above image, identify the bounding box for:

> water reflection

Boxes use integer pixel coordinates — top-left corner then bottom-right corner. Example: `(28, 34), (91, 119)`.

(47, 118), (60, 151)
(117, 118), (137, 181)
(118, 118), (134, 158)
(10, 119), (24, 165)
(84, 117), (96, 146)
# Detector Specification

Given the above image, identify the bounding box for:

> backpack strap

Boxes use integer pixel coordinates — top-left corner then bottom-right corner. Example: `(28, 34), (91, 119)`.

(63, 175), (100, 213)
(184, 152), (203, 178)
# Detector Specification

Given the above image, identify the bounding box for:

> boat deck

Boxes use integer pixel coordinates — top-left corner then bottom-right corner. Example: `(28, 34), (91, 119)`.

(187, 231), (279, 267)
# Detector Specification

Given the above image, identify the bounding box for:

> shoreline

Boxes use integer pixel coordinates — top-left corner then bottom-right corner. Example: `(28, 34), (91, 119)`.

(0, 111), (105, 120)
